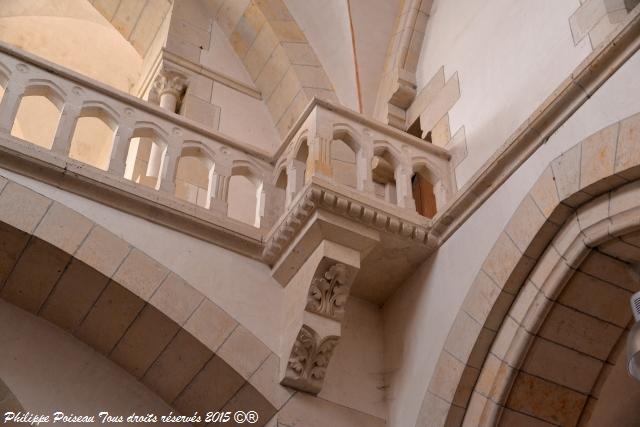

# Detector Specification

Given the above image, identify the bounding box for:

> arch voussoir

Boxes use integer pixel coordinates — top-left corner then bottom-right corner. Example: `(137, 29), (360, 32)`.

(0, 175), (289, 425)
(416, 111), (640, 427)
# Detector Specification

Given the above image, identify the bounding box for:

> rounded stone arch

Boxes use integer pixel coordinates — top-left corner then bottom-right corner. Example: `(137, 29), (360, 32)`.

(0, 176), (286, 423)
(332, 123), (363, 154)
(417, 112), (640, 427)
(290, 130), (310, 164)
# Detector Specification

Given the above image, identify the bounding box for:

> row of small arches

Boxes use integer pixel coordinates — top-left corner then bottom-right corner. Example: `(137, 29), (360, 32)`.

(0, 82), (264, 228)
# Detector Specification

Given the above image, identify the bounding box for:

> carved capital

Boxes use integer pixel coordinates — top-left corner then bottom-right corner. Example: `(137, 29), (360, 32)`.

(150, 70), (188, 102)
(306, 263), (351, 319)
(282, 325), (339, 395)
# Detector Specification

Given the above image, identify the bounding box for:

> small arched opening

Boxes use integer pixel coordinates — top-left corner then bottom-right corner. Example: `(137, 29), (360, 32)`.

(123, 127), (168, 190)
(174, 145), (214, 209)
(11, 84), (64, 149)
(69, 106), (118, 170)
(228, 163), (263, 228)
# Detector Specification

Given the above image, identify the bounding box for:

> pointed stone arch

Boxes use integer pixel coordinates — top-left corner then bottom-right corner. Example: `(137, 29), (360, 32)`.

(417, 112), (640, 426)
(0, 175), (292, 425)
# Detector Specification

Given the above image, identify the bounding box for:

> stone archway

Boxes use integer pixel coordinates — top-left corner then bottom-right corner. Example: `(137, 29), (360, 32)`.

(416, 112), (640, 426)
(0, 176), (291, 426)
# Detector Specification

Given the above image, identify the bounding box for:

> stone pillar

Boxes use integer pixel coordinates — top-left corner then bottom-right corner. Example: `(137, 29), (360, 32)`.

(51, 103), (81, 156)
(159, 143), (181, 194)
(285, 159), (306, 207)
(209, 162), (231, 215)
(395, 163), (416, 211)
(0, 78), (25, 134)
(356, 141), (375, 194)
(305, 107), (334, 181)
(148, 70), (187, 178)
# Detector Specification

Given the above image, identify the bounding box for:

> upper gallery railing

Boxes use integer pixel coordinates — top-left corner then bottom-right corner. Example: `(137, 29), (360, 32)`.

(0, 42), (455, 260)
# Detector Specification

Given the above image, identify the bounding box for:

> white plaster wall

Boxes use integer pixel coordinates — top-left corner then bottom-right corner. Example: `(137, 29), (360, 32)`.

(416, 0), (592, 187)
(384, 42), (640, 427)
(0, 0), (142, 93)
(0, 300), (178, 425)
(213, 82), (281, 152)
(285, 0), (359, 111)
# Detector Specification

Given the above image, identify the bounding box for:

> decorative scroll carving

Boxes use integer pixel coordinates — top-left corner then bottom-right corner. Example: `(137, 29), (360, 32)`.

(283, 325), (339, 395)
(306, 263), (350, 319)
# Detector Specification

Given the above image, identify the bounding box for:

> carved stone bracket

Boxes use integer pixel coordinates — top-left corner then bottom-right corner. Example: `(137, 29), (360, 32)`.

(306, 263), (350, 319)
(283, 325), (339, 394)
(279, 240), (366, 395)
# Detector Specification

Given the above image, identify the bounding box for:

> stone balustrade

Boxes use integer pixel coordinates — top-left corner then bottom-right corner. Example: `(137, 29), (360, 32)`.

(0, 42), (455, 264)
(0, 42), (457, 396)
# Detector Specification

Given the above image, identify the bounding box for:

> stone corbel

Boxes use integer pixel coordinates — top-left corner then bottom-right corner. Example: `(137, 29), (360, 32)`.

(387, 69), (417, 129)
(278, 214), (379, 395)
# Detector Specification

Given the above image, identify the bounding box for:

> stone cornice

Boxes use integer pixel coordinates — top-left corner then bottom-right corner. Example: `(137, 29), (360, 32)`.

(263, 177), (432, 265)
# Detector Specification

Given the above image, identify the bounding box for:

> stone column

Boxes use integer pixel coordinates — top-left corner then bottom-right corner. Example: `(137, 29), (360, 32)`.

(147, 70), (187, 178)
(209, 162), (231, 215)
(394, 163), (416, 211)
(285, 159), (306, 207)
(0, 78), (26, 134)
(356, 139), (375, 194)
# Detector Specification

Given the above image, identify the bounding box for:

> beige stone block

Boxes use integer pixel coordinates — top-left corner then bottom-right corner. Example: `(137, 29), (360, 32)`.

(505, 195), (547, 256)
(0, 222), (29, 286)
(430, 113), (451, 146)
(270, 21), (305, 42)
(482, 232), (532, 294)
(40, 259), (110, 331)
(530, 166), (570, 226)
(420, 73), (460, 133)
(579, 123), (622, 193)
(255, 45), (290, 99)
(428, 350), (464, 403)
(244, 3), (268, 31)
(170, 17), (211, 50)
(267, 68), (302, 123)
(462, 391), (500, 427)
(468, 327), (497, 369)
(33, 202), (93, 255)
(180, 94), (221, 129)
(230, 23), (256, 59)
(610, 179), (640, 217)
(142, 329), (213, 403)
(510, 281), (538, 324)
(91, 0), (119, 20)
(292, 65), (332, 90)
(281, 42), (320, 67)
(522, 337), (603, 394)
(173, 0), (211, 31)
(444, 310), (482, 363)
(150, 272), (203, 325)
(186, 75), (214, 103)
(599, 237), (640, 263)
(499, 408), (557, 427)
(129, 0), (171, 55)
(485, 291), (516, 332)
(474, 353), (515, 405)
(0, 181), (50, 234)
(539, 304), (622, 360)
(76, 282), (145, 354)
(490, 315), (518, 362)
(506, 372), (587, 426)
(75, 226), (130, 278)
(255, 0), (293, 21)
(521, 289), (553, 335)
(184, 299), (237, 351)
(462, 270), (500, 325)
(217, 0), (250, 36)
(559, 271), (631, 327)
(570, 0), (608, 43)
(173, 355), (245, 415)
(111, 0), (146, 38)
(614, 112), (640, 180)
(275, 90), (308, 137)
(244, 25), (279, 80)
(576, 193), (610, 230)
(113, 249), (168, 300)
(580, 250), (638, 292)
(550, 143), (586, 206)
(1, 239), (70, 313)
(249, 353), (293, 409)
(221, 382), (277, 426)
(218, 325), (270, 379)
(111, 305), (180, 378)
(165, 37), (201, 64)
(407, 66), (445, 126)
